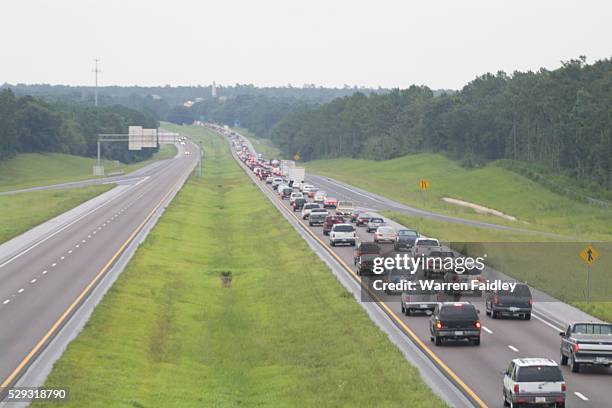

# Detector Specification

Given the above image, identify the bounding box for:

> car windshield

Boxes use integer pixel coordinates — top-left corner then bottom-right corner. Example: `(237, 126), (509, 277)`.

(573, 324), (612, 335)
(398, 230), (418, 237)
(338, 201), (353, 207)
(311, 209), (327, 213)
(304, 204), (319, 209)
(418, 240), (439, 246)
(516, 366), (563, 382)
(378, 227), (394, 233)
(370, 218), (383, 223)
(333, 225), (355, 232)
(439, 305), (477, 320)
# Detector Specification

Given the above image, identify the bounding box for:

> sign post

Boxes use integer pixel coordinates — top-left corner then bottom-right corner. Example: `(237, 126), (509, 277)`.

(579, 244), (599, 302)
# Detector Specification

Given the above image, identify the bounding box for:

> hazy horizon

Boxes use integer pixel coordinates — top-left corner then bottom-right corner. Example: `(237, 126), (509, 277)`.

(2, 0), (610, 90)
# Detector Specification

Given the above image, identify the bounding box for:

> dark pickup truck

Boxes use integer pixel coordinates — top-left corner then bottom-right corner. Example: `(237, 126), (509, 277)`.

(560, 322), (612, 372)
(485, 283), (532, 319)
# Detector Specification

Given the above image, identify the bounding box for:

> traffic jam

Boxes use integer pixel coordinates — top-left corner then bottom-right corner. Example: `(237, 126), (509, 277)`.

(206, 123), (612, 408)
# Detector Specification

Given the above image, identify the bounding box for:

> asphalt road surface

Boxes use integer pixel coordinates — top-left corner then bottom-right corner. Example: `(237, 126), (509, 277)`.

(0, 141), (199, 396)
(227, 129), (610, 408)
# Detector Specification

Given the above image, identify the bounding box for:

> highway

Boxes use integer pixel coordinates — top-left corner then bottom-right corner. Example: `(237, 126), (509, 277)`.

(224, 128), (610, 408)
(0, 141), (198, 398)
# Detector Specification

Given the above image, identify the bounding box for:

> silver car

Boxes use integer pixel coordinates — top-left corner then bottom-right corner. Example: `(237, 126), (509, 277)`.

(366, 217), (385, 233)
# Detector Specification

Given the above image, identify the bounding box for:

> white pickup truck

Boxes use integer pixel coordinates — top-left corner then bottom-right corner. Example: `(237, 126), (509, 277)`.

(329, 223), (357, 246)
(336, 200), (355, 216)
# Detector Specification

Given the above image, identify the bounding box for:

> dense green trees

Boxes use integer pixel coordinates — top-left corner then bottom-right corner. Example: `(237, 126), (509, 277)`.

(0, 90), (159, 163)
(270, 58), (611, 188)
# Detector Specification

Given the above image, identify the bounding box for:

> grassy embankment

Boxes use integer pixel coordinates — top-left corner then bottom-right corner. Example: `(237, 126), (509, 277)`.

(0, 145), (176, 192)
(34, 125), (444, 408)
(305, 154), (612, 241)
(0, 185), (113, 245)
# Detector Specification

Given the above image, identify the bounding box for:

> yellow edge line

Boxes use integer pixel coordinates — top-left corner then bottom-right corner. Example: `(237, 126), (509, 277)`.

(1, 182), (176, 389)
(260, 170), (488, 408)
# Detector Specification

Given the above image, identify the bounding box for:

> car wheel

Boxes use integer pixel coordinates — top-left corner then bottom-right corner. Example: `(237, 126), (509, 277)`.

(330, 241), (335, 247)
(560, 351), (568, 365)
(491, 310), (498, 319)
(401, 303), (405, 314)
(524, 313), (531, 320)
(434, 335), (442, 346)
(503, 389), (510, 407)
(405, 308), (412, 316)
(570, 353), (580, 373)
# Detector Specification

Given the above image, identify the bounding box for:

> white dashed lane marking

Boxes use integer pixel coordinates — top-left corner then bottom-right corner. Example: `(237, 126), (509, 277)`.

(18, 288), (24, 294)
(482, 326), (493, 334)
(3, 300), (10, 305)
(508, 345), (519, 352)
(574, 392), (589, 401)
(42, 270), (47, 275)
(30, 278), (37, 284)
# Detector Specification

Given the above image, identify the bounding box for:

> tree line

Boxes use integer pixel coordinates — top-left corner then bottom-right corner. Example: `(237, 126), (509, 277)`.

(0, 89), (159, 163)
(269, 57), (611, 189)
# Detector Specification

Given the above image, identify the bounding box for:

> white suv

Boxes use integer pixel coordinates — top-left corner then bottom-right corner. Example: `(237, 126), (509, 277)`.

(502, 358), (566, 407)
(329, 224), (357, 247)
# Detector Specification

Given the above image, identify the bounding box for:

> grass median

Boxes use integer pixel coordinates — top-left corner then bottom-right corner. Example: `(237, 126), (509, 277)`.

(0, 185), (113, 245)
(34, 126), (445, 408)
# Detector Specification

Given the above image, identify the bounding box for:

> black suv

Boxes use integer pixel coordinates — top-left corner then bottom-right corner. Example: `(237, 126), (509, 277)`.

(485, 283), (532, 320)
(430, 302), (481, 346)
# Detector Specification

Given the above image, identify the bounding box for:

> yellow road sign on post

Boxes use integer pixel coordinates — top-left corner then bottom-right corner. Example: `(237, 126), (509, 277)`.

(580, 244), (599, 266)
(293, 153), (300, 161)
(419, 179), (430, 191)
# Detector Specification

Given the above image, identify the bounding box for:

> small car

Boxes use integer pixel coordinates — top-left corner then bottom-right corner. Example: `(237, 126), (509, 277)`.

(374, 226), (396, 243)
(355, 212), (373, 226)
(301, 203), (321, 219)
(366, 217), (385, 233)
(323, 197), (338, 208)
(322, 215), (346, 235)
(313, 190), (327, 203)
(292, 197), (307, 211)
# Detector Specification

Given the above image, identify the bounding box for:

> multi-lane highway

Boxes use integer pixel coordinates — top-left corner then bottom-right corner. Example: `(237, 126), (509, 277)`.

(0, 140), (198, 398)
(224, 128), (610, 408)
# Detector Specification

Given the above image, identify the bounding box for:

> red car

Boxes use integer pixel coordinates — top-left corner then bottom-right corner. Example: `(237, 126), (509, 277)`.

(323, 215), (346, 235)
(323, 197), (338, 208)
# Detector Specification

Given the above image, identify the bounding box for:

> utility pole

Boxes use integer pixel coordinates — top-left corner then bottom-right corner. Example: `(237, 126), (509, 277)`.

(93, 58), (101, 106)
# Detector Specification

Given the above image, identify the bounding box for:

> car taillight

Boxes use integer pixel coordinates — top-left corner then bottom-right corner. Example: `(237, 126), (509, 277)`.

(475, 321), (481, 329)
(573, 343), (579, 353)
(528, 298), (533, 305)
(493, 295), (499, 304)
(435, 320), (442, 330)
(561, 383), (566, 392)
(513, 384), (519, 393)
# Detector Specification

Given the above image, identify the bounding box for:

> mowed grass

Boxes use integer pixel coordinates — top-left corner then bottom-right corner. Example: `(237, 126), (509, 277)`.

(305, 155), (612, 240)
(0, 145), (176, 192)
(0, 185), (113, 244)
(386, 212), (612, 322)
(34, 126), (444, 408)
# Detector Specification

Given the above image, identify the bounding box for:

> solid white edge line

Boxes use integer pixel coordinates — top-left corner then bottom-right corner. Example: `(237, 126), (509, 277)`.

(531, 312), (564, 332)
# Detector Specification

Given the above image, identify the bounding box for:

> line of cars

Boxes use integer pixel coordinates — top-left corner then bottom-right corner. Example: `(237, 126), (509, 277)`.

(224, 128), (612, 407)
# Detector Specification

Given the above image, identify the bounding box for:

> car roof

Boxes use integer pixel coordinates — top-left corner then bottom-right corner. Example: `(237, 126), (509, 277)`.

(512, 358), (558, 367)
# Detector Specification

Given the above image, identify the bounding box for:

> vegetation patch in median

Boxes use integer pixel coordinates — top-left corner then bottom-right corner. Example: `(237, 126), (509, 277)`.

(33, 125), (444, 408)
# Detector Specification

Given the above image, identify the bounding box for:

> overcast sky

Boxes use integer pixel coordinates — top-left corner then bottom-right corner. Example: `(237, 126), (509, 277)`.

(2, 0), (610, 89)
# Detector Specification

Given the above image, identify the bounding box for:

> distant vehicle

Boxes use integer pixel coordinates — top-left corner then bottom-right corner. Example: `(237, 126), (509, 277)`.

(401, 285), (440, 315)
(288, 167), (305, 186)
(180, 141), (186, 145)
(279, 185), (293, 199)
(313, 190), (327, 203)
(322, 215), (345, 235)
(289, 192), (304, 204)
(356, 253), (377, 275)
(271, 177), (284, 189)
(394, 229), (420, 251)
(366, 217), (385, 233)
(502, 358), (566, 407)
(301, 203), (321, 219)
(383, 266), (414, 295)
(308, 209), (329, 226)
(336, 201), (355, 216)
(265, 176), (274, 184)
(485, 283), (532, 319)
(292, 197), (307, 211)
(350, 209), (366, 223)
(301, 184), (315, 193)
(444, 266), (484, 297)
(429, 302), (481, 346)
(329, 224), (357, 247)
(353, 241), (381, 266)
(355, 212), (374, 227)
(413, 238), (442, 257)
(559, 322), (612, 372)
(184, 151), (191, 155)
(292, 181), (302, 190)
(374, 226), (396, 243)
(323, 197), (338, 208)
(424, 250), (455, 278)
